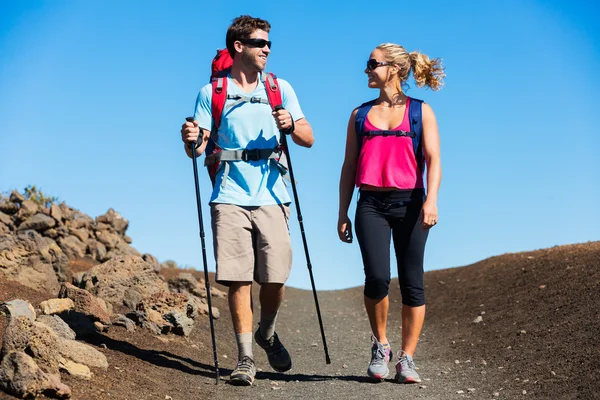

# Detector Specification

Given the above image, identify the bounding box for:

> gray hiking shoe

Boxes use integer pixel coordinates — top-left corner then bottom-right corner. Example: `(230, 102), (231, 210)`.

(367, 335), (393, 381)
(395, 352), (421, 383)
(254, 329), (292, 372)
(229, 356), (256, 386)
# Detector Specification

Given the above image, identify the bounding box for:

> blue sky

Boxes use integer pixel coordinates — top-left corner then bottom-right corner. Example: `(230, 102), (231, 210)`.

(1, 1), (598, 290)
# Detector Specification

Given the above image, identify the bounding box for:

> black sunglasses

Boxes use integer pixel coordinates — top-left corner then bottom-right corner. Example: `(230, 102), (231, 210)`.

(366, 59), (391, 71)
(240, 38), (272, 49)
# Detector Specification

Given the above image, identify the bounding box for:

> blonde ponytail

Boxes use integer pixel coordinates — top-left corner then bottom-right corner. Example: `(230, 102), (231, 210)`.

(376, 43), (446, 91)
(409, 51), (445, 91)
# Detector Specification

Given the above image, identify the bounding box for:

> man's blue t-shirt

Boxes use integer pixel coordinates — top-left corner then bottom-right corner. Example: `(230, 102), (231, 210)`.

(194, 75), (304, 206)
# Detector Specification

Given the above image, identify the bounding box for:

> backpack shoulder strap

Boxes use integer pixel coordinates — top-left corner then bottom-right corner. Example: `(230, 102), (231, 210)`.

(354, 100), (377, 154)
(261, 72), (283, 110)
(211, 75), (228, 131)
(408, 97), (424, 171)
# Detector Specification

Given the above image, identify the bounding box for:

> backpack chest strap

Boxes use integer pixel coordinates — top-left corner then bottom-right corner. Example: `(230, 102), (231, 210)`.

(362, 130), (416, 138)
(226, 94), (269, 109)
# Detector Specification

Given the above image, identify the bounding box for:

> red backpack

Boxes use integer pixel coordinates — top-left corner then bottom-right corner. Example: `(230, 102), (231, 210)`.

(204, 49), (288, 187)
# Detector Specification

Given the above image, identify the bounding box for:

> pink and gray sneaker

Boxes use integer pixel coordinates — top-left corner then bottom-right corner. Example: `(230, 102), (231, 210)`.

(367, 335), (393, 381)
(395, 351), (421, 383)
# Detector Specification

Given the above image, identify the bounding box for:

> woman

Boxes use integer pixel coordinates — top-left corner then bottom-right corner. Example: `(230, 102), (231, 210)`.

(338, 43), (444, 383)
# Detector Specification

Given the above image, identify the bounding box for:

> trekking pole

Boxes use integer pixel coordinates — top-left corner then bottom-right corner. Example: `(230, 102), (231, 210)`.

(274, 106), (331, 364)
(187, 117), (220, 383)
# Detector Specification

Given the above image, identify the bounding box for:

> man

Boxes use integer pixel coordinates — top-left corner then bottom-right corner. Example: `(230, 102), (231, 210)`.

(181, 15), (314, 386)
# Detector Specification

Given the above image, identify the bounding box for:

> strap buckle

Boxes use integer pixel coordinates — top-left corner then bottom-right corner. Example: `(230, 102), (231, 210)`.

(241, 149), (261, 162)
(250, 96), (262, 103)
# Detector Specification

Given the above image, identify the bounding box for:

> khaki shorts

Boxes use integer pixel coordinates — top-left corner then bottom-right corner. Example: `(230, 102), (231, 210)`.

(210, 203), (292, 285)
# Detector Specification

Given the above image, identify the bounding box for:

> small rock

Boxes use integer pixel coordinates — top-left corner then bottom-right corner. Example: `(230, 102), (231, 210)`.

(454, 360), (460, 364)
(473, 316), (483, 324)
(523, 390), (527, 394)
(18, 213), (56, 232)
(99, 344), (107, 349)
(467, 388), (476, 392)
(112, 314), (136, 332)
(39, 298), (75, 315)
(519, 330), (527, 335)
(9, 190), (25, 203)
(165, 396), (173, 400)
(342, 364), (348, 369)
(223, 355), (228, 359)
(419, 385), (427, 389)
(94, 321), (108, 332)
(493, 393), (500, 397)
(60, 358), (92, 380)
(539, 285), (546, 289)
(551, 371), (556, 376)
(311, 343), (318, 347)
(480, 311), (486, 315)
(0, 299), (36, 321)
(36, 315), (76, 340)
(457, 390), (465, 394)
(482, 359), (488, 365)
(272, 387), (281, 390)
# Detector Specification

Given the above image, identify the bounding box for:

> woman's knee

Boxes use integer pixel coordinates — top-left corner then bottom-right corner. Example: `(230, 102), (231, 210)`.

(364, 277), (391, 300)
(400, 284), (425, 307)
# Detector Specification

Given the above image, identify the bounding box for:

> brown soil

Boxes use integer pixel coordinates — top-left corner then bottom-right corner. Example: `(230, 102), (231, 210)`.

(0, 241), (598, 399)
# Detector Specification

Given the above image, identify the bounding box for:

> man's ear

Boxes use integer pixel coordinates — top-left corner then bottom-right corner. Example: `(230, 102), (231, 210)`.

(233, 41), (244, 54)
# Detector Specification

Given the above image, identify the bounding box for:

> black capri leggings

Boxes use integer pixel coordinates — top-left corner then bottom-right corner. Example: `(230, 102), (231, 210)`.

(355, 189), (428, 306)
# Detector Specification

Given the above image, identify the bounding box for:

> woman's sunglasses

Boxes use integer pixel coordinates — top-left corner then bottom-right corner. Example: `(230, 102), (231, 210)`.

(240, 38), (272, 49)
(366, 59), (391, 71)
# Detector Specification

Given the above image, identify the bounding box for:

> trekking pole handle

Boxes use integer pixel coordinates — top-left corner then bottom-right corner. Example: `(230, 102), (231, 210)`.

(185, 116), (200, 149)
(273, 106), (294, 135)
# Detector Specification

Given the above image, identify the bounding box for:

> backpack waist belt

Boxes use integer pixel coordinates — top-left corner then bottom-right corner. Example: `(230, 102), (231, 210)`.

(204, 147), (283, 186)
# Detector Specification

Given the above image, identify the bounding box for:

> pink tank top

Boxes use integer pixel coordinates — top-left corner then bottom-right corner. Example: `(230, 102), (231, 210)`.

(355, 98), (424, 189)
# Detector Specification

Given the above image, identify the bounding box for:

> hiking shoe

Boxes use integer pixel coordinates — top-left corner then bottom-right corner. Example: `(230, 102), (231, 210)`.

(395, 352), (421, 383)
(254, 329), (292, 372)
(229, 356), (256, 386)
(367, 335), (393, 381)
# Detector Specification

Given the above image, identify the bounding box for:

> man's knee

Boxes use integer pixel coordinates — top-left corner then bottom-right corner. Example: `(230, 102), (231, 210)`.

(228, 281), (252, 297)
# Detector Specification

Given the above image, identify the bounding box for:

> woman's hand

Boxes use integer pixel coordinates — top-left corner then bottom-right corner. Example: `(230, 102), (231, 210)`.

(338, 214), (353, 243)
(421, 200), (438, 230)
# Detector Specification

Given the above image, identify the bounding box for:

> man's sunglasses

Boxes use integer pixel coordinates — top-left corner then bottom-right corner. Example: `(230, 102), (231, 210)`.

(366, 59), (391, 71)
(240, 38), (272, 49)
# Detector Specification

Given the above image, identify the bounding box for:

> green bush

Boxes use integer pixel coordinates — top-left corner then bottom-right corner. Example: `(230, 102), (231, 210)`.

(23, 185), (58, 208)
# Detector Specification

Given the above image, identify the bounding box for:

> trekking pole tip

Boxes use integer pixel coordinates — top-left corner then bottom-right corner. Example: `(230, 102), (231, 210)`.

(326, 355), (331, 364)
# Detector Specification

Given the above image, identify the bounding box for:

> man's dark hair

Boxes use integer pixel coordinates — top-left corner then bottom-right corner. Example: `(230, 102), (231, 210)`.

(226, 15), (271, 57)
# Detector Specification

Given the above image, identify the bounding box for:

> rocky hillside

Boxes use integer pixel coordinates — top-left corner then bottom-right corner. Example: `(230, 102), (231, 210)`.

(0, 190), (224, 398)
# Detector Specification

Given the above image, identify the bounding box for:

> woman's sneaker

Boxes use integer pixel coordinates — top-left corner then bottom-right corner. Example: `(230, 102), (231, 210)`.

(395, 352), (421, 383)
(367, 335), (393, 381)
(229, 356), (256, 386)
(254, 329), (292, 372)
